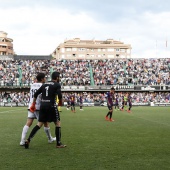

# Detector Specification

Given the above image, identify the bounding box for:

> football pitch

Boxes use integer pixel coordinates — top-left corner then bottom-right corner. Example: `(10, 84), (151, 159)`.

(0, 106), (170, 170)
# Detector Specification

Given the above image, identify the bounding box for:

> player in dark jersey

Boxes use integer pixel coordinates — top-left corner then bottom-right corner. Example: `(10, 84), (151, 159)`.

(114, 95), (119, 111)
(105, 87), (115, 122)
(25, 71), (66, 149)
(120, 95), (125, 111)
(79, 93), (83, 111)
(70, 92), (76, 113)
(127, 93), (132, 113)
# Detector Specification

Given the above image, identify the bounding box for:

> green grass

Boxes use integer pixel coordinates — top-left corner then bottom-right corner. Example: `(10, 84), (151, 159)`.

(0, 106), (170, 170)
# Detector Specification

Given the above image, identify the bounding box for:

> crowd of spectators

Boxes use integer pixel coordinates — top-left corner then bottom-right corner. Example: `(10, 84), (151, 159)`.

(0, 60), (20, 86)
(91, 58), (170, 86)
(0, 58), (169, 86)
(0, 91), (30, 105)
(51, 60), (90, 86)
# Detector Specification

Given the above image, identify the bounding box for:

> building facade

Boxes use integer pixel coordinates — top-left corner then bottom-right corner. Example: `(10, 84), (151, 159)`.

(52, 38), (131, 59)
(0, 31), (14, 56)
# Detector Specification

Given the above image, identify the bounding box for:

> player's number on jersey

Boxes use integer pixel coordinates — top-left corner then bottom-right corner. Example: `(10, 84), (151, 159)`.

(31, 89), (37, 98)
(45, 86), (49, 97)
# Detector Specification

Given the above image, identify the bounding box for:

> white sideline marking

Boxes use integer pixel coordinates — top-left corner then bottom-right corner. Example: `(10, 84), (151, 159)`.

(0, 108), (25, 114)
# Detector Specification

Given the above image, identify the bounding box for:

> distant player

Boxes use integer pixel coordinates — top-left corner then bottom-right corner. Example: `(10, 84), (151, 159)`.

(127, 93), (132, 113)
(118, 94), (122, 110)
(124, 94), (128, 111)
(105, 87), (115, 122)
(70, 92), (76, 113)
(79, 93), (83, 111)
(20, 73), (55, 146)
(114, 95), (119, 111)
(66, 94), (70, 110)
(120, 95), (125, 111)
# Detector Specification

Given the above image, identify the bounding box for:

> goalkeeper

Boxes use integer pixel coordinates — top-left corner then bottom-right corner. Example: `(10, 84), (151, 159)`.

(25, 71), (66, 149)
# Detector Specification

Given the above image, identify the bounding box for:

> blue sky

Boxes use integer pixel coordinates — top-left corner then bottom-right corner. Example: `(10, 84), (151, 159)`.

(0, 0), (170, 58)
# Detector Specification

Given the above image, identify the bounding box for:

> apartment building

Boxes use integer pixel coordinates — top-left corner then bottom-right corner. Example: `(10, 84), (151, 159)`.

(0, 31), (14, 56)
(52, 38), (131, 59)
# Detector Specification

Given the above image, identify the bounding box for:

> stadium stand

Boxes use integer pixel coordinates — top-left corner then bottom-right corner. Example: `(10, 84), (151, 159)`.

(0, 58), (169, 87)
(0, 56), (169, 106)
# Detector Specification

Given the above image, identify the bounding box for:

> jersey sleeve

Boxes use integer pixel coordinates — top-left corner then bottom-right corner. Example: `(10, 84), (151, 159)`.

(55, 83), (62, 100)
(34, 85), (43, 99)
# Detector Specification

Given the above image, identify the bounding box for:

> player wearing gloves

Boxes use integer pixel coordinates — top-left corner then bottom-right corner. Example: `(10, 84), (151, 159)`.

(25, 71), (66, 149)
(20, 73), (56, 146)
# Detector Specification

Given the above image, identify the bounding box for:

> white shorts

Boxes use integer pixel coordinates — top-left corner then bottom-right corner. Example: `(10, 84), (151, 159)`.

(27, 111), (39, 119)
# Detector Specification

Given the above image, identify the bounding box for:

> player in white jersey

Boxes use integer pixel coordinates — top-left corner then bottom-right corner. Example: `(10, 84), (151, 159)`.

(118, 94), (122, 110)
(20, 73), (55, 146)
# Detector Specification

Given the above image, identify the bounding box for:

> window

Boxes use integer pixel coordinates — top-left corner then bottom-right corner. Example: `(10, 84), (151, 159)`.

(61, 48), (65, 53)
(67, 54), (71, 58)
(120, 49), (125, 52)
(108, 55), (114, 58)
(120, 55), (125, 58)
(78, 48), (85, 51)
(61, 54), (65, 58)
(72, 48), (77, 51)
(79, 54), (85, 58)
(108, 48), (114, 52)
(66, 48), (71, 51)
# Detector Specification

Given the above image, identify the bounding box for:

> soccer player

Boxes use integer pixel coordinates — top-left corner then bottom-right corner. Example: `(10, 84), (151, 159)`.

(79, 93), (83, 111)
(127, 93), (132, 113)
(124, 93), (128, 111)
(120, 94), (125, 111)
(118, 94), (122, 110)
(66, 94), (71, 110)
(114, 95), (119, 111)
(20, 73), (55, 146)
(25, 71), (66, 149)
(70, 92), (76, 113)
(105, 87), (115, 122)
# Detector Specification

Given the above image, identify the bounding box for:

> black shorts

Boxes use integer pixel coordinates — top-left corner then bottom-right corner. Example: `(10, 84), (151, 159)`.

(39, 103), (60, 122)
(107, 104), (113, 110)
(71, 102), (75, 107)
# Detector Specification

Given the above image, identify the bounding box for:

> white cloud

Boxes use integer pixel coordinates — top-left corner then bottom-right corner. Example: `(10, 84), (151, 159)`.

(0, 4), (170, 58)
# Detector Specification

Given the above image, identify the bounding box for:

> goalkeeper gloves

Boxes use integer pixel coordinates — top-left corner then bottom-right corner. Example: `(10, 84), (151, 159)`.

(30, 102), (36, 113)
